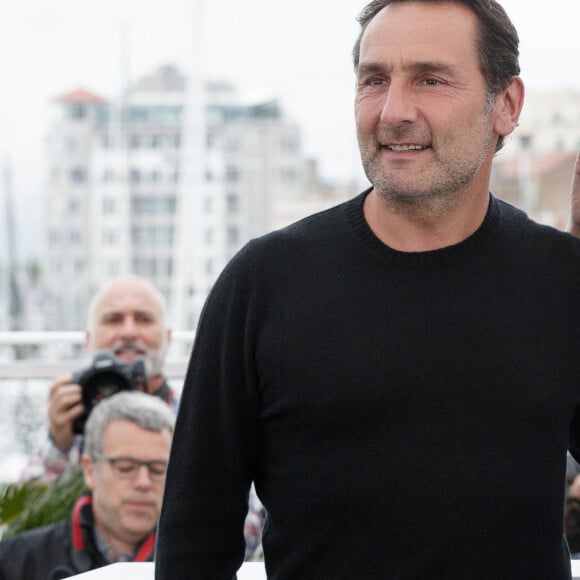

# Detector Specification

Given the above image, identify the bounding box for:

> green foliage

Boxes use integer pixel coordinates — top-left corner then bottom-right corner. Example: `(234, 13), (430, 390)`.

(0, 483), (48, 527)
(0, 468), (86, 540)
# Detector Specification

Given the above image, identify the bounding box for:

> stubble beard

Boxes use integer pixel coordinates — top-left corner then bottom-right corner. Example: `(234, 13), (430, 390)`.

(359, 110), (496, 215)
(88, 337), (168, 377)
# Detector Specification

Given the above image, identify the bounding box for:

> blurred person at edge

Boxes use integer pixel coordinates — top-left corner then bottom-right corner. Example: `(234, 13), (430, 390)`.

(0, 392), (174, 580)
(21, 274), (176, 483)
(20, 273), (265, 560)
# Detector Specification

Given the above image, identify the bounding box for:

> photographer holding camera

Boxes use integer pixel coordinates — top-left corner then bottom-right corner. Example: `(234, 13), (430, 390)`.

(20, 274), (266, 561)
(21, 275), (176, 483)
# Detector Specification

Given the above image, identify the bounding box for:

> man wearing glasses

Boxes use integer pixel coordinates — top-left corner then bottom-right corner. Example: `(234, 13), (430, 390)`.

(0, 391), (174, 579)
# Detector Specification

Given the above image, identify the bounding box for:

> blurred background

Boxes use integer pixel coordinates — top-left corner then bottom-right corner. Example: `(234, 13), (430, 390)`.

(0, 0), (579, 481)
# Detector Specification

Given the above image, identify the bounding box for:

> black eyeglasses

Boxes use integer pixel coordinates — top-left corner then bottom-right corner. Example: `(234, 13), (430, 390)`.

(92, 453), (168, 483)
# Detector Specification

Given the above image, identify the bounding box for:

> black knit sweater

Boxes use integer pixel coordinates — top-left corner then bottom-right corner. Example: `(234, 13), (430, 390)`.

(157, 192), (580, 579)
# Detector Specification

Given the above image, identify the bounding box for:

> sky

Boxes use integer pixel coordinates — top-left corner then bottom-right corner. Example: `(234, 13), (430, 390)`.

(1, 0), (579, 259)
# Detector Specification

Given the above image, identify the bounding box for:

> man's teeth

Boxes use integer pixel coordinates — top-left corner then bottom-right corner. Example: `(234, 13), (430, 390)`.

(387, 144), (426, 151)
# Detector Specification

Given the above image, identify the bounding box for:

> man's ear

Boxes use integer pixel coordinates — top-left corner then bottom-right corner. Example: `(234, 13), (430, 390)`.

(84, 330), (91, 352)
(82, 454), (96, 491)
(493, 76), (525, 138)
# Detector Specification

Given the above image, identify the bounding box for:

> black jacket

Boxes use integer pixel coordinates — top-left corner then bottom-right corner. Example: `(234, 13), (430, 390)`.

(0, 494), (155, 580)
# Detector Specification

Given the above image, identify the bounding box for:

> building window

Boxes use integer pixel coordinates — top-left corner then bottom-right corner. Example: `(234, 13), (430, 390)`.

(165, 197), (177, 214)
(103, 230), (119, 245)
(158, 227), (174, 245)
(107, 260), (120, 276)
(226, 165), (240, 183)
(132, 197), (156, 214)
(68, 199), (80, 214)
(227, 226), (240, 245)
(70, 167), (86, 183)
(226, 137), (241, 152)
(67, 103), (87, 120)
(103, 198), (116, 214)
(226, 193), (239, 213)
(147, 258), (158, 276)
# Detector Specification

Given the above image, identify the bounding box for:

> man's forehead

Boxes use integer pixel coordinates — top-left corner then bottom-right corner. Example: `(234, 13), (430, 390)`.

(94, 285), (163, 317)
(101, 420), (171, 453)
(359, 2), (479, 63)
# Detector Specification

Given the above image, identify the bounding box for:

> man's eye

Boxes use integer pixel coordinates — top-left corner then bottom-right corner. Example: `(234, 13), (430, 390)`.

(423, 78), (441, 86)
(368, 78), (387, 86)
(102, 316), (122, 325)
(149, 463), (167, 476)
(136, 314), (155, 325)
(116, 462), (136, 473)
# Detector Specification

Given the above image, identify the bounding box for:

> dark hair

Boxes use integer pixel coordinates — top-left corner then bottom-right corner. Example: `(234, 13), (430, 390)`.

(352, 0), (520, 151)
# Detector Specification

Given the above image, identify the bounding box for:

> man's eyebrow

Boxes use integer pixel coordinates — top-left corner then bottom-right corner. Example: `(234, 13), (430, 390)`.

(99, 308), (156, 319)
(357, 60), (458, 77)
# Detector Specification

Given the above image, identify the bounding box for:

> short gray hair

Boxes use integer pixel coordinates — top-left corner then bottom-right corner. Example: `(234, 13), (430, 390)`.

(84, 391), (175, 456)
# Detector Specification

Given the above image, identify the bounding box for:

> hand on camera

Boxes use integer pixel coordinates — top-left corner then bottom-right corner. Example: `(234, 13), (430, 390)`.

(48, 373), (85, 452)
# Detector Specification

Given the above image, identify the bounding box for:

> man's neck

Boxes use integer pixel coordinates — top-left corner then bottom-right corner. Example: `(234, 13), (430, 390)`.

(363, 186), (491, 252)
(93, 524), (141, 563)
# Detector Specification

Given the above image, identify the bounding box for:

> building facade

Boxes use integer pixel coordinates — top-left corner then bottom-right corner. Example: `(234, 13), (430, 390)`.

(44, 66), (312, 331)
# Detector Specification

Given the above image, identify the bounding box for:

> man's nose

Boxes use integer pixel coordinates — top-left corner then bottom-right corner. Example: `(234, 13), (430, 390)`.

(133, 464), (154, 487)
(119, 317), (139, 338)
(379, 80), (417, 125)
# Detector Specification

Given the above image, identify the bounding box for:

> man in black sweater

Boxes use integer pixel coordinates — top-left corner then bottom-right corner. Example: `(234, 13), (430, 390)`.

(156, 1), (580, 578)
(0, 392), (174, 579)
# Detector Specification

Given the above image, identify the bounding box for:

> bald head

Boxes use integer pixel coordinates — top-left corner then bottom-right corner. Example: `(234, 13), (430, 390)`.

(85, 276), (171, 378)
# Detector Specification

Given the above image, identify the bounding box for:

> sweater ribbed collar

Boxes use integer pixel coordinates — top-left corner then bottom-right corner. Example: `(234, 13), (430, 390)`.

(345, 188), (501, 267)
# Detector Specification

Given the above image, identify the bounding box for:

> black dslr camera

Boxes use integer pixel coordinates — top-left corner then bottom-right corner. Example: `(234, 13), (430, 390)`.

(72, 350), (147, 434)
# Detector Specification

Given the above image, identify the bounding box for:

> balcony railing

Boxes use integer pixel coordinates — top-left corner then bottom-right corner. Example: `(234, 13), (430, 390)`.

(0, 331), (192, 379)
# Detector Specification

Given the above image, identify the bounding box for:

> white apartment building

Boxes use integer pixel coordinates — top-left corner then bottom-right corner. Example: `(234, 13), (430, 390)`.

(44, 65), (310, 331)
(0, 160), (25, 334)
(0, 162), (10, 333)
